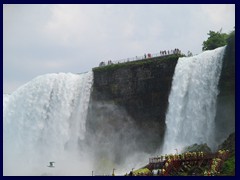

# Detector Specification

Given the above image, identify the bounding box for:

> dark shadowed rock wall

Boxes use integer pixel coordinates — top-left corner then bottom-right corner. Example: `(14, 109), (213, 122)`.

(85, 55), (180, 160)
(215, 36), (235, 144)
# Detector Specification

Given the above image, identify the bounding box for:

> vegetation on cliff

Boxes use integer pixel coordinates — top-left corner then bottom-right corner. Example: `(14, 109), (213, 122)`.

(202, 29), (233, 51)
(221, 155), (235, 175)
(218, 133), (235, 175)
(93, 54), (183, 72)
(202, 28), (235, 76)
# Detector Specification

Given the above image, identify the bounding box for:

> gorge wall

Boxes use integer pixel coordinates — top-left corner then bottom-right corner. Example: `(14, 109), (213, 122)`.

(85, 42), (234, 162)
(215, 36), (235, 144)
(86, 55), (180, 159)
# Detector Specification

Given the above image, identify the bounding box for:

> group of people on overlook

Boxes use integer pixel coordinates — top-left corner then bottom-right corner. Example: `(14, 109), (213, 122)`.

(99, 48), (182, 67)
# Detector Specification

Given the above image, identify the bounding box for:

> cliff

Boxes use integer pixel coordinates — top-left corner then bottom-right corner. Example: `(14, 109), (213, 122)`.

(215, 31), (235, 144)
(86, 55), (181, 161)
(85, 38), (235, 163)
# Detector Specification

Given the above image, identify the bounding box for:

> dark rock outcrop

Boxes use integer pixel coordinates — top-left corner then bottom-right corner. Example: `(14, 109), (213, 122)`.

(215, 33), (235, 144)
(86, 55), (180, 160)
(218, 132), (235, 157)
(183, 143), (212, 153)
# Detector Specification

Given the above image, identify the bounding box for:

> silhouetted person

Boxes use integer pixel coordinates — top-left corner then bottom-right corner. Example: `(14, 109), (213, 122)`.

(129, 171), (133, 176)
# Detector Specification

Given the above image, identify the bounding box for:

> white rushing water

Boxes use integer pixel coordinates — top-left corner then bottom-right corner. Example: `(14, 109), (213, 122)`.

(3, 93), (11, 110)
(162, 46), (226, 154)
(3, 72), (93, 176)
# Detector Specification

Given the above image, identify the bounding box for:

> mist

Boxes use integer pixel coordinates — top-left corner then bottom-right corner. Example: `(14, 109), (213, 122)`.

(3, 72), (94, 175)
(3, 71), (155, 176)
(85, 101), (155, 175)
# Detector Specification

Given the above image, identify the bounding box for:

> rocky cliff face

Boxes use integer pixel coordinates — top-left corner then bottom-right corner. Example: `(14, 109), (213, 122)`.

(85, 55), (180, 160)
(85, 42), (235, 163)
(215, 39), (235, 144)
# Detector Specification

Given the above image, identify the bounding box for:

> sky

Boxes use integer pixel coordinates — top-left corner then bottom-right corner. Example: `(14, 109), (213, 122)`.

(3, 4), (235, 93)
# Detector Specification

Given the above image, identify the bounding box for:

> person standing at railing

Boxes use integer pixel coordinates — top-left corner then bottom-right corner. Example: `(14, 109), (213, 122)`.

(108, 60), (113, 65)
(99, 61), (106, 67)
(161, 155), (164, 162)
(162, 168), (166, 176)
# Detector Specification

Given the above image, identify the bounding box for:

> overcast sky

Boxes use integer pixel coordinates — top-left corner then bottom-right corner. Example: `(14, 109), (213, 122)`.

(3, 4), (235, 93)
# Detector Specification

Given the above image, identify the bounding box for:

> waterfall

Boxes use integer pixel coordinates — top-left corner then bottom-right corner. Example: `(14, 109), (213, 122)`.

(3, 72), (93, 175)
(162, 46), (226, 154)
(3, 94), (11, 111)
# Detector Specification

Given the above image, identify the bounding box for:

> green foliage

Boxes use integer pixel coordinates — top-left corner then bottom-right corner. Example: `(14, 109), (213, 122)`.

(221, 155), (235, 175)
(133, 168), (151, 175)
(202, 29), (229, 51)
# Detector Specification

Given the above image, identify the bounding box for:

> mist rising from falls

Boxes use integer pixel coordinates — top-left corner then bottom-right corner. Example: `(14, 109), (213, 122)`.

(3, 72), (93, 175)
(162, 46), (226, 154)
(3, 94), (11, 111)
(3, 71), (150, 176)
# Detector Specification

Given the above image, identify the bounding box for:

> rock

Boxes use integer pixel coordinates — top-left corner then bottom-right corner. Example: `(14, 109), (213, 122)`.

(86, 55), (180, 162)
(215, 34), (235, 144)
(183, 143), (212, 153)
(218, 132), (235, 156)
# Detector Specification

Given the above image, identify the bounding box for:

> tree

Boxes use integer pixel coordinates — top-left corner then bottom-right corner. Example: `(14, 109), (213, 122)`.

(202, 29), (229, 51)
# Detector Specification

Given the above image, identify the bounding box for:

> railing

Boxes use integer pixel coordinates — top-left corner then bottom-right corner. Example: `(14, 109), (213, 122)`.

(149, 157), (165, 163)
(148, 151), (229, 176)
(99, 49), (182, 67)
(113, 52), (168, 64)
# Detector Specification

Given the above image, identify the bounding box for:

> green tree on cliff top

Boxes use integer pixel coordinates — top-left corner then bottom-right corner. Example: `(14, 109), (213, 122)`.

(202, 29), (229, 51)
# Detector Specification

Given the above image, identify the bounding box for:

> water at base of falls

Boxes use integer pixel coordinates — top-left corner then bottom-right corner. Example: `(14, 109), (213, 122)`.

(162, 46), (226, 154)
(3, 72), (93, 176)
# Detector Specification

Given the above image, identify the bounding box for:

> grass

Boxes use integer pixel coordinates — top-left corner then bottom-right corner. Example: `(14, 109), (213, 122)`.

(221, 155), (235, 175)
(92, 54), (183, 72)
(133, 168), (151, 175)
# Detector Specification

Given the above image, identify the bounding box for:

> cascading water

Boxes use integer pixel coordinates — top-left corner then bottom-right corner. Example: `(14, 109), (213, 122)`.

(162, 46), (226, 154)
(3, 94), (10, 110)
(3, 72), (93, 176)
